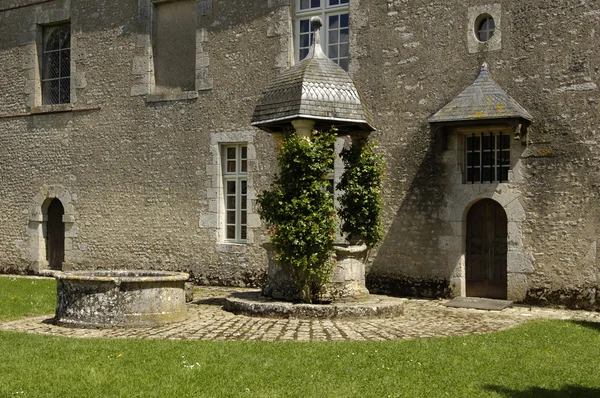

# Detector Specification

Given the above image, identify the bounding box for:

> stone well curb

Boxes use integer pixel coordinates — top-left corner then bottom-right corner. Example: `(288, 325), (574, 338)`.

(224, 291), (406, 319)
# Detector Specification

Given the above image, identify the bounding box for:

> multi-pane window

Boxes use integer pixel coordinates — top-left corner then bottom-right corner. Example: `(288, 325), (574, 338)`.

(465, 132), (510, 183)
(42, 23), (71, 105)
(476, 16), (495, 42)
(223, 145), (248, 242)
(296, 0), (349, 70)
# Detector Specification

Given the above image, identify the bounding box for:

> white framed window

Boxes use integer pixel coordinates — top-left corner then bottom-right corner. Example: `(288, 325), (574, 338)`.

(296, 0), (349, 70)
(41, 22), (71, 105)
(465, 132), (510, 184)
(222, 144), (248, 242)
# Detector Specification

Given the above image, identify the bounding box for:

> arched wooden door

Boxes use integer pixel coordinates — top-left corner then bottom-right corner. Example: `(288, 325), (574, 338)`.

(466, 199), (507, 299)
(46, 199), (64, 270)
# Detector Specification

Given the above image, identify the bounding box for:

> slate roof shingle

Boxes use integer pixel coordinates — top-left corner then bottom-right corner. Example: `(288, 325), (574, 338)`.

(251, 19), (374, 133)
(429, 63), (533, 124)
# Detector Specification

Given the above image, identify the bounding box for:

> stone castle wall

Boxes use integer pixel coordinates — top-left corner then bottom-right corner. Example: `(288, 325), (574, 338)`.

(0, 0), (288, 286)
(354, 0), (599, 308)
(0, 0), (598, 307)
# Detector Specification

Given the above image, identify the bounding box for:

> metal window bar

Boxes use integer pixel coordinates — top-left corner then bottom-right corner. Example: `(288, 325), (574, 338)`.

(489, 131), (493, 184)
(471, 133), (475, 184)
(466, 132), (509, 184)
(498, 131), (503, 183)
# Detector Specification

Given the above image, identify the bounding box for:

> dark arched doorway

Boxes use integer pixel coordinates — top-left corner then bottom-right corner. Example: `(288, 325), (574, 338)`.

(466, 199), (507, 299)
(46, 198), (64, 270)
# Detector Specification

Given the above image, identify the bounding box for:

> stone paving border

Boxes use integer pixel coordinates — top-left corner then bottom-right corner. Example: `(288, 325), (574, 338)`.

(2, 283), (600, 342)
(224, 291), (405, 319)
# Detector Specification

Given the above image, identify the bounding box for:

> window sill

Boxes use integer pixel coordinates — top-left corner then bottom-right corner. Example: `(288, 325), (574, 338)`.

(216, 242), (250, 253)
(0, 105), (101, 119)
(31, 104), (74, 114)
(146, 91), (198, 103)
(461, 181), (512, 186)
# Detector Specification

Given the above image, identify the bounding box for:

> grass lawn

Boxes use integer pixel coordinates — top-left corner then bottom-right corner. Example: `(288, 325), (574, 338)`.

(1, 277), (600, 397)
(0, 276), (56, 321)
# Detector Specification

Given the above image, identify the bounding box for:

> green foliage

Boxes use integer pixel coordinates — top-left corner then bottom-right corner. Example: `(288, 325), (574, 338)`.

(2, 320), (600, 397)
(258, 129), (337, 303)
(337, 135), (385, 247)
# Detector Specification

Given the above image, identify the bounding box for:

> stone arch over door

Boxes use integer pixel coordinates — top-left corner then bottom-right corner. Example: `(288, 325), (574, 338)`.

(465, 198), (507, 299)
(446, 192), (533, 302)
(439, 182), (533, 302)
(28, 185), (76, 273)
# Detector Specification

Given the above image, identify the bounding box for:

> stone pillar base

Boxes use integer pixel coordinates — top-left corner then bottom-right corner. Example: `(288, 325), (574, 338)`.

(262, 243), (370, 302)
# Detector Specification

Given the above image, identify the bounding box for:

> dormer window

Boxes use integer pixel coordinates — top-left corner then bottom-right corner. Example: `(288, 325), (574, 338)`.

(429, 64), (533, 184)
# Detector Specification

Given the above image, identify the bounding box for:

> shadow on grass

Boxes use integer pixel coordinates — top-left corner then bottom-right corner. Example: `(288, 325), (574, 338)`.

(569, 320), (600, 332)
(485, 385), (600, 397)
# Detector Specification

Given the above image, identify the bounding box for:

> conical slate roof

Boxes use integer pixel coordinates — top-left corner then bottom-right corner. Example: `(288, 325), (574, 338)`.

(251, 18), (374, 133)
(429, 63), (533, 124)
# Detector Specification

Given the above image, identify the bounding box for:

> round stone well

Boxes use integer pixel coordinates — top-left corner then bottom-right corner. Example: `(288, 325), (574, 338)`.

(54, 270), (189, 328)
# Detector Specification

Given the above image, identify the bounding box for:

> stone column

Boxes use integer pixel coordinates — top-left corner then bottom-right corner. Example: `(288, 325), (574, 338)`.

(291, 119), (315, 137)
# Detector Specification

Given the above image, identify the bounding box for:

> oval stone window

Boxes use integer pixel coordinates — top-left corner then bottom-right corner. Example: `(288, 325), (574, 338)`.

(476, 15), (495, 42)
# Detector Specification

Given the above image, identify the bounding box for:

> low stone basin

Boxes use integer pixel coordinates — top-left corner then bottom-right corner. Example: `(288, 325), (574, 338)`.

(54, 270), (189, 328)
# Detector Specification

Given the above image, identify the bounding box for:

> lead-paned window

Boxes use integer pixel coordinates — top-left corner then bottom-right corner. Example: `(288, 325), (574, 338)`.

(223, 145), (248, 242)
(296, 0), (349, 71)
(42, 23), (71, 105)
(465, 132), (510, 184)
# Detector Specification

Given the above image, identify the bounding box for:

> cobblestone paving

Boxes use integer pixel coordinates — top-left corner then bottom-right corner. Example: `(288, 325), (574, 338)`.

(2, 286), (600, 342)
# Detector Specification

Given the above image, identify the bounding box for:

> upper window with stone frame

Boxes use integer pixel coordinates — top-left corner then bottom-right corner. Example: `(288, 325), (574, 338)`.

(296, 0), (349, 71)
(41, 23), (71, 105)
(152, 0), (196, 93)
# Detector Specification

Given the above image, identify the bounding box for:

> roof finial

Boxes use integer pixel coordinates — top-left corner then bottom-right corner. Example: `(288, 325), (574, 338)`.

(481, 62), (488, 71)
(306, 16), (327, 59)
(311, 16), (322, 44)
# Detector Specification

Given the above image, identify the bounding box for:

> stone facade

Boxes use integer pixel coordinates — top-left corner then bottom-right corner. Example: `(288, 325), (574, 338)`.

(0, 0), (598, 309)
